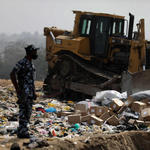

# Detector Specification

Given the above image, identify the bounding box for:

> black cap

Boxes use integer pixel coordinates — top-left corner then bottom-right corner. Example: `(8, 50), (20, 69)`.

(25, 45), (40, 51)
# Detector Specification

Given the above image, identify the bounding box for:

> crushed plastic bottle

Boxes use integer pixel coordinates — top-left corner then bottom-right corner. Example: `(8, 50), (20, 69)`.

(74, 124), (80, 130)
(93, 125), (102, 133)
(48, 103), (55, 107)
(52, 130), (57, 136)
(68, 101), (74, 104)
(51, 100), (60, 106)
(102, 124), (115, 134)
(64, 106), (70, 110)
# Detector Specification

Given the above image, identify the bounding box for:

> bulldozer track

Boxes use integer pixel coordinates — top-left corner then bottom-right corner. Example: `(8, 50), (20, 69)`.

(59, 53), (113, 80)
(43, 53), (117, 97)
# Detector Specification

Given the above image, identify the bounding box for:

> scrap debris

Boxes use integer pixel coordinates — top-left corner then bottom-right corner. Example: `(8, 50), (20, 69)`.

(0, 81), (150, 149)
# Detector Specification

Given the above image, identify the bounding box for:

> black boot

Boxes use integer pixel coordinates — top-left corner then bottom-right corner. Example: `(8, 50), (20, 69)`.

(17, 132), (34, 138)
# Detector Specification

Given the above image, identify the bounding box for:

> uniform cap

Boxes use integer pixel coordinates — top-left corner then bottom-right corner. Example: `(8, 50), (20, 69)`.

(25, 45), (40, 51)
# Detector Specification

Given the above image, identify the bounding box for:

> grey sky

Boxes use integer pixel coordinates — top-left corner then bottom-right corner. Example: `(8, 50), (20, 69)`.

(1, 0), (150, 39)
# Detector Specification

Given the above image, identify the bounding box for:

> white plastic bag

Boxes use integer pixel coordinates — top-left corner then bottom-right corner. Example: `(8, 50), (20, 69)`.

(130, 90), (150, 101)
(95, 90), (127, 103)
(101, 97), (112, 107)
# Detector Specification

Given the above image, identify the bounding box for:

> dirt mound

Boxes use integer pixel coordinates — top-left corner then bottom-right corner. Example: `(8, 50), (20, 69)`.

(48, 131), (150, 150)
(1, 131), (150, 150)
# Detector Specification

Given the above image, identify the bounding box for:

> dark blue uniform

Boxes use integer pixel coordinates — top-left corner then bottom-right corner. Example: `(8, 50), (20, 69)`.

(12, 56), (36, 136)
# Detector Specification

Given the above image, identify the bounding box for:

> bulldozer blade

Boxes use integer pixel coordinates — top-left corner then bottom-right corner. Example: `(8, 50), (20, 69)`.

(121, 69), (150, 96)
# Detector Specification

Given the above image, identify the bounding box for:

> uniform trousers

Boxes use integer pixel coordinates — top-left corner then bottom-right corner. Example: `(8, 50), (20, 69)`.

(18, 98), (33, 135)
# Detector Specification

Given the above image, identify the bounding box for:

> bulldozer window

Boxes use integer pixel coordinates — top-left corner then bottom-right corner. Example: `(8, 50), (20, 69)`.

(94, 17), (110, 55)
(81, 19), (91, 35)
(112, 20), (124, 36)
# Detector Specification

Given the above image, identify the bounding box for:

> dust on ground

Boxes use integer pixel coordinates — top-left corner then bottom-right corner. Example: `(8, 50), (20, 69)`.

(1, 130), (150, 150)
(0, 79), (150, 150)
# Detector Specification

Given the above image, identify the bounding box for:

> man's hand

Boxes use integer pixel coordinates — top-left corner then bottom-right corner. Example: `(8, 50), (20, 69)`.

(16, 88), (20, 95)
(33, 93), (37, 100)
(10, 71), (20, 95)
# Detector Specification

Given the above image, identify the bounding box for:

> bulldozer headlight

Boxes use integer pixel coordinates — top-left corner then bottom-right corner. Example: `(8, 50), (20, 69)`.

(55, 39), (62, 44)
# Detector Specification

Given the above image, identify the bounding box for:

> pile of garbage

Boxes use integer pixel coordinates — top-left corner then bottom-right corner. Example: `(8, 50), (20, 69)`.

(0, 84), (150, 149)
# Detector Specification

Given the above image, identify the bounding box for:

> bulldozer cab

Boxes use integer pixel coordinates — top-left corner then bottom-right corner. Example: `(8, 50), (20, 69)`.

(79, 14), (125, 57)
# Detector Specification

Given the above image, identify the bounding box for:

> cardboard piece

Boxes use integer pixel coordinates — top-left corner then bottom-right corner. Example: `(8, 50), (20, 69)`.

(96, 107), (103, 116)
(128, 119), (136, 124)
(81, 114), (94, 122)
(131, 101), (146, 113)
(106, 115), (119, 126)
(90, 106), (97, 115)
(110, 98), (124, 112)
(124, 96), (134, 108)
(87, 116), (103, 125)
(141, 108), (150, 121)
(75, 104), (86, 112)
(117, 106), (127, 114)
(57, 112), (74, 118)
(99, 112), (110, 122)
(109, 111), (118, 117)
(102, 107), (109, 114)
(81, 111), (88, 116)
(68, 115), (81, 124)
(118, 116), (125, 125)
(139, 115), (144, 121)
(74, 110), (82, 115)
(140, 98), (150, 104)
(135, 120), (144, 124)
(140, 98), (150, 108)
(90, 106), (108, 116)
(144, 121), (150, 125)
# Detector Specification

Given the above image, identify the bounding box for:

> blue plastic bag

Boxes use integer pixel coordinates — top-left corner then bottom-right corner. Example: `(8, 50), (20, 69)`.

(45, 107), (56, 113)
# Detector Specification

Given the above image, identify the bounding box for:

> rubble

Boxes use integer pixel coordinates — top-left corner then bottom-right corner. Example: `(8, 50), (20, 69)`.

(0, 80), (150, 149)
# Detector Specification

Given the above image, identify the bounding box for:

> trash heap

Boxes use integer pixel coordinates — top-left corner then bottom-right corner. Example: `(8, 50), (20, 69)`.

(0, 84), (150, 149)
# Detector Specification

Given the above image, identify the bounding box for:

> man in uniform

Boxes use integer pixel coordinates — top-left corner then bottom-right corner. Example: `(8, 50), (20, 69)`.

(10, 45), (39, 138)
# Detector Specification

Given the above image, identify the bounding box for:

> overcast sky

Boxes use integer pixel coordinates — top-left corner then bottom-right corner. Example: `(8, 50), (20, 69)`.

(1, 0), (150, 39)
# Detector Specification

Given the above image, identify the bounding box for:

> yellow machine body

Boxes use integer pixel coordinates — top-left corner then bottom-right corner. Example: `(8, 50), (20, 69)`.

(43, 11), (150, 98)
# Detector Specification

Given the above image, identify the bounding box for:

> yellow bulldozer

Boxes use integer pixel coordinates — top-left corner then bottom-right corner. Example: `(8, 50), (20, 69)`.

(43, 10), (150, 100)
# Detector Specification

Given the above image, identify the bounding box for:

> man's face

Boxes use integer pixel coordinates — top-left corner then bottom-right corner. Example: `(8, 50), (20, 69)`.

(32, 50), (37, 55)
(30, 50), (38, 60)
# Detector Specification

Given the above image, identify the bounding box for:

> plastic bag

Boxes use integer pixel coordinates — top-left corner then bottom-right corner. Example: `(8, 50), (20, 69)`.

(95, 90), (127, 103)
(45, 107), (56, 113)
(130, 90), (150, 101)
(101, 97), (112, 107)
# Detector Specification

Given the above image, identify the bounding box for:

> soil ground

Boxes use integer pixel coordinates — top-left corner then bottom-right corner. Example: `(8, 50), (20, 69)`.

(0, 79), (150, 150)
